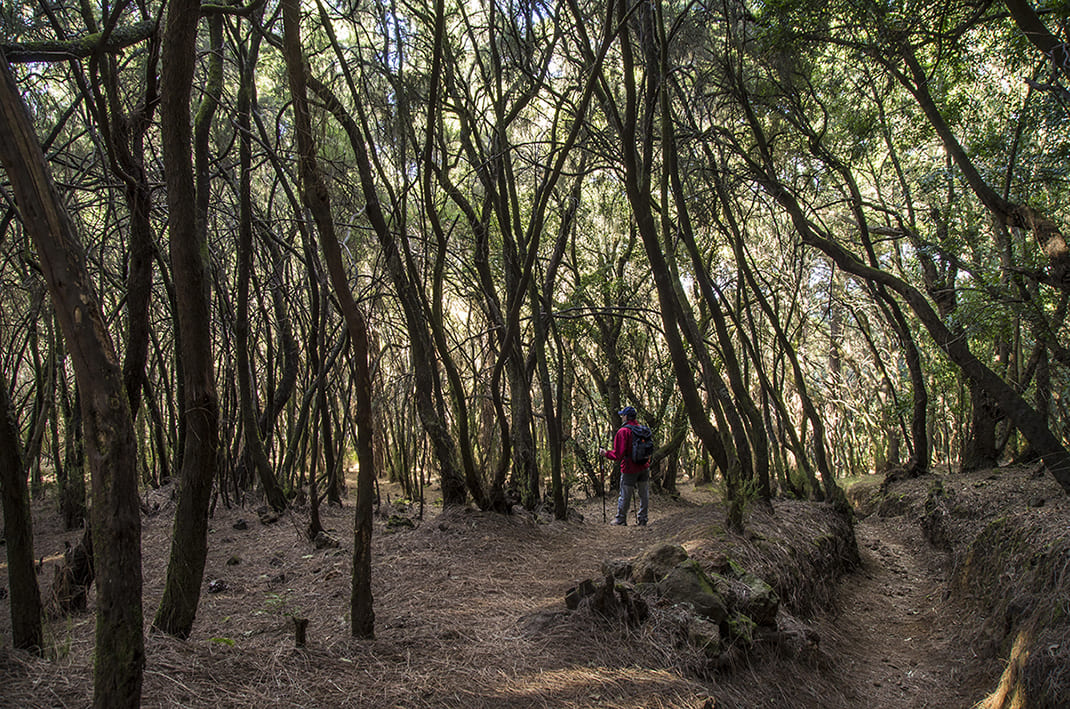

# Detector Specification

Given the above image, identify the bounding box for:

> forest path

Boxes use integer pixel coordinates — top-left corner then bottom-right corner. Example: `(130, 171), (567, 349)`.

(822, 514), (983, 708)
(3, 480), (1005, 708)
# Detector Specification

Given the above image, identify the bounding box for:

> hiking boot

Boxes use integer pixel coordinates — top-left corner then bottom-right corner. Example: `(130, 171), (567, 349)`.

(610, 519), (627, 526)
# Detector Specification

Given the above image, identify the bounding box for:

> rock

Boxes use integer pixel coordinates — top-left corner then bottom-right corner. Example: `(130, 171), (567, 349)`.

(567, 575), (648, 625)
(724, 611), (756, 646)
(587, 575), (622, 619)
(715, 563), (779, 627)
(768, 611), (820, 657)
(632, 543), (690, 583)
(601, 558), (633, 580)
(226, 555), (241, 566)
(207, 579), (227, 594)
(687, 616), (722, 658)
(232, 519), (249, 531)
(657, 560), (728, 622)
(385, 514), (415, 530)
(565, 579), (596, 610)
(314, 531), (341, 549)
(257, 506), (280, 525)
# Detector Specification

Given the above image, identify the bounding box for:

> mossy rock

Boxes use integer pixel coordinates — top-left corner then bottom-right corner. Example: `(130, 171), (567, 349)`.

(718, 560), (779, 627)
(724, 611), (757, 647)
(633, 543), (690, 584)
(686, 616), (722, 659)
(657, 560), (728, 622)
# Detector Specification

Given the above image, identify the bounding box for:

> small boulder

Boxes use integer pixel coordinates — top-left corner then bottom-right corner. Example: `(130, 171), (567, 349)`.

(385, 514), (415, 531)
(566, 575), (648, 626)
(313, 531), (341, 549)
(714, 564), (779, 627)
(257, 506), (280, 525)
(687, 616), (722, 658)
(565, 579), (596, 610)
(632, 543), (690, 583)
(724, 611), (757, 646)
(601, 558), (633, 580)
(657, 560), (728, 622)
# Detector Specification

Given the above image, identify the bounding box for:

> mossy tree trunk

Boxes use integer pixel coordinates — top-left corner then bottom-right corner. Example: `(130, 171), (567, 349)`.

(0, 364), (43, 655)
(152, 0), (220, 639)
(281, 0), (377, 637)
(0, 54), (143, 707)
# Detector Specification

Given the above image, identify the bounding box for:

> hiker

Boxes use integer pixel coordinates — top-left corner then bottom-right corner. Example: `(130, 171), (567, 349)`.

(601, 406), (653, 526)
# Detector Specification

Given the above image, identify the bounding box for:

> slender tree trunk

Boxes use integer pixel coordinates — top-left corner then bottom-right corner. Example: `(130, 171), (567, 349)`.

(963, 382), (1001, 471)
(153, 0), (220, 639)
(58, 370), (87, 529)
(260, 236), (299, 444)
(281, 0), (376, 637)
(235, 18), (286, 512)
(0, 366), (43, 655)
(0, 54), (143, 708)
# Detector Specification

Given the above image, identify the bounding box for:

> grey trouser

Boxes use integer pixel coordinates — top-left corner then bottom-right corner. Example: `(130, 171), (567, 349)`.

(615, 474), (649, 525)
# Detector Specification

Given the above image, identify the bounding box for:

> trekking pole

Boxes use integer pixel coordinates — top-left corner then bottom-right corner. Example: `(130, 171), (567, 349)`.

(600, 453), (606, 523)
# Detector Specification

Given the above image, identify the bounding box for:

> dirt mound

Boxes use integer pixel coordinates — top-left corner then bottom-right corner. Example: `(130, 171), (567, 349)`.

(854, 464), (1070, 709)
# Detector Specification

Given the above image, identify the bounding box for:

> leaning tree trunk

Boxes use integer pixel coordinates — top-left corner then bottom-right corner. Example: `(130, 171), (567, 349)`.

(281, 0), (376, 638)
(758, 162), (1070, 494)
(0, 54), (143, 708)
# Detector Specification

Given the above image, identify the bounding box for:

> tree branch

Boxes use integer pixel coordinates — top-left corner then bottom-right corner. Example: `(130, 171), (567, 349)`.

(1, 20), (156, 64)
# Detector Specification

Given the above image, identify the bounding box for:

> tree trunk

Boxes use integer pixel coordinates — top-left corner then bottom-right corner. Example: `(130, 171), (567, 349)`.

(281, 0), (376, 637)
(153, 0), (219, 639)
(235, 18), (286, 512)
(0, 365), (43, 654)
(760, 168), (1070, 493)
(963, 382), (1001, 472)
(0, 53), (143, 708)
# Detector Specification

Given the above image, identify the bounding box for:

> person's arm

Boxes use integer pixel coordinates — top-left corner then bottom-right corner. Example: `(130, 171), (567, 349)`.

(604, 426), (629, 460)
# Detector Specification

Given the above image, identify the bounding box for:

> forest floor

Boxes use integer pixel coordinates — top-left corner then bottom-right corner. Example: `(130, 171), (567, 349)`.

(1, 464), (1067, 708)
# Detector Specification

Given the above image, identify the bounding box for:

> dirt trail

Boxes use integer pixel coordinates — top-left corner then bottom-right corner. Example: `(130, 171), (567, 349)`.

(1, 481), (1004, 708)
(824, 515), (983, 708)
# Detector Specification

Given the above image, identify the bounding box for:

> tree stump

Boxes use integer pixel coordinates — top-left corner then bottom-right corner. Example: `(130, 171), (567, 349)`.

(293, 616), (309, 647)
(48, 526), (94, 615)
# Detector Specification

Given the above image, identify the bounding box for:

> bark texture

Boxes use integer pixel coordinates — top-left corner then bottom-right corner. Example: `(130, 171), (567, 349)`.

(0, 55), (143, 708)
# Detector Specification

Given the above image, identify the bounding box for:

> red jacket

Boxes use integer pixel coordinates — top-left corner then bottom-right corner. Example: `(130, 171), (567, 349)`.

(605, 422), (651, 477)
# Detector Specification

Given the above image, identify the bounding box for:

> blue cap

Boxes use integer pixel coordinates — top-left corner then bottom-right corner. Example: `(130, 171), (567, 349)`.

(618, 406), (637, 418)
